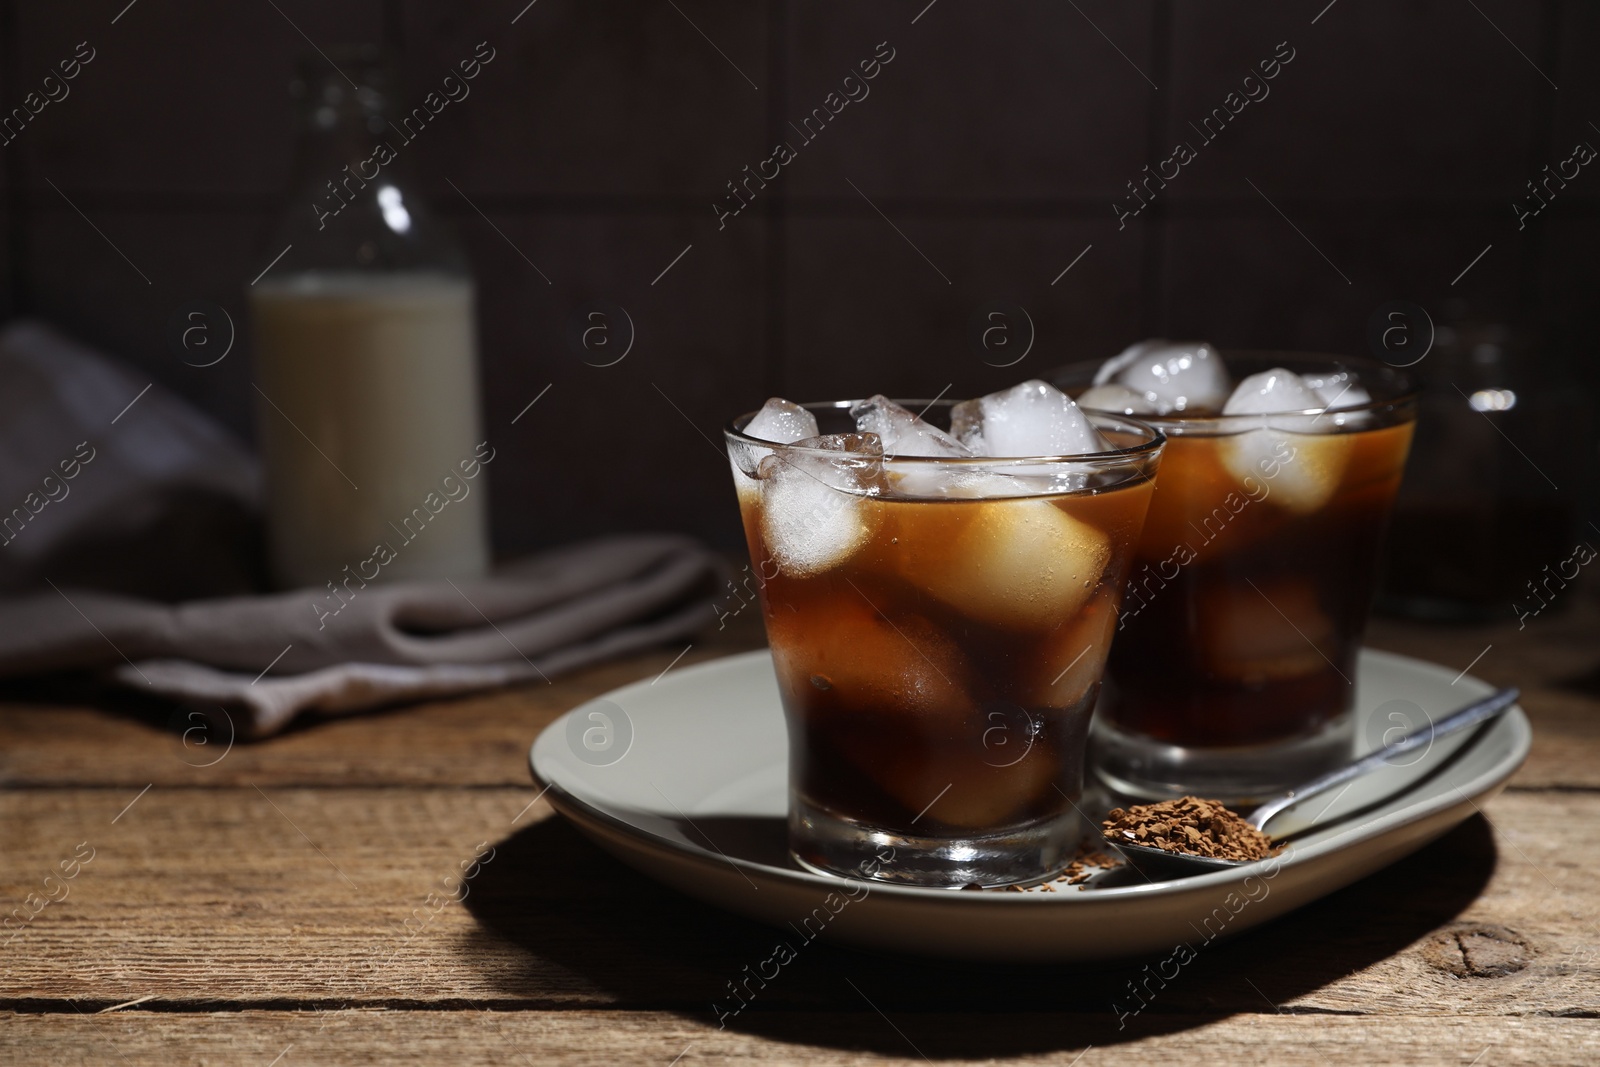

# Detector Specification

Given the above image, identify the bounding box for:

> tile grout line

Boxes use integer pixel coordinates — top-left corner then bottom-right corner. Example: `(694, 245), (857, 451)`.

(763, 0), (791, 400)
(0, 0), (23, 319)
(1138, 0), (1174, 336)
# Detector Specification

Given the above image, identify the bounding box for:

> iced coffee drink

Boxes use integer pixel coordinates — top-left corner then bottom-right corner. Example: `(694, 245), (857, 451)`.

(1074, 345), (1419, 803)
(727, 385), (1163, 887)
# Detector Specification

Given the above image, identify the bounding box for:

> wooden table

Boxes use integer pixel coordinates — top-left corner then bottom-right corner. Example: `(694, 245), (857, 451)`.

(3, 593), (1598, 1065)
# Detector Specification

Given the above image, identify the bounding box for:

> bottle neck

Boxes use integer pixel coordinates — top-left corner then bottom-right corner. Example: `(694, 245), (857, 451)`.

(289, 90), (409, 191)
(271, 103), (464, 277)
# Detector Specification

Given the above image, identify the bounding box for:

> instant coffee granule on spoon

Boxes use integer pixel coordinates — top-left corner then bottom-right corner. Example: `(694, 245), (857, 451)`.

(1102, 796), (1278, 862)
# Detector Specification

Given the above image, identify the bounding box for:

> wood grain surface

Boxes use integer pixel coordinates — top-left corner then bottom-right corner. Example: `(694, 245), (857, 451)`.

(2, 594), (1597, 1064)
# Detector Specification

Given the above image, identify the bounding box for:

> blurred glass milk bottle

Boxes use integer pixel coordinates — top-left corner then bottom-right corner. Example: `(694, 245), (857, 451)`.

(250, 50), (489, 589)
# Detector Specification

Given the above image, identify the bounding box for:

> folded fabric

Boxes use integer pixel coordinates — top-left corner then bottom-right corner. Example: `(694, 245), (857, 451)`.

(0, 320), (264, 600)
(0, 534), (722, 736)
(0, 320), (725, 735)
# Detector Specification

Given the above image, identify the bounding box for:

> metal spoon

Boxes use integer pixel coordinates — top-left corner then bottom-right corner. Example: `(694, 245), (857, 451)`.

(1107, 687), (1521, 880)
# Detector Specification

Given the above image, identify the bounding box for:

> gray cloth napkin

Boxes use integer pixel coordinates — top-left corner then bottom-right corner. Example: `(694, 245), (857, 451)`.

(0, 320), (724, 735)
(0, 534), (721, 736)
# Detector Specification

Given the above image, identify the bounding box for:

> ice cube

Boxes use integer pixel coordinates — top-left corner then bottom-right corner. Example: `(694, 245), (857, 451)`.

(851, 395), (973, 458)
(891, 497), (1111, 630)
(756, 433), (883, 578)
(1199, 580), (1336, 682)
(1075, 383), (1156, 416)
(949, 380), (1110, 457)
(1094, 340), (1231, 414)
(731, 397), (820, 501)
(1022, 592), (1118, 709)
(743, 397), (819, 444)
(1219, 368), (1353, 515)
(766, 599), (970, 720)
(769, 598), (1053, 829)
(1301, 370), (1372, 411)
(779, 601), (1060, 831)
(870, 736), (1062, 830)
(1222, 367), (1324, 421)
(884, 463), (1061, 502)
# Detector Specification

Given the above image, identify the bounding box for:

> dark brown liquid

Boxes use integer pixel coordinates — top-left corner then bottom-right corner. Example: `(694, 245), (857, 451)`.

(740, 478), (1154, 838)
(1102, 422), (1414, 747)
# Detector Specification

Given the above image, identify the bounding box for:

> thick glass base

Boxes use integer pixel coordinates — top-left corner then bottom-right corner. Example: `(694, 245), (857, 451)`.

(789, 795), (1083, 888)
(1090, 712), (1355, 808)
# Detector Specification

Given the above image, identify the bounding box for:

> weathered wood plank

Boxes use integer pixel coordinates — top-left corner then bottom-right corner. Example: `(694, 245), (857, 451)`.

(0, 619), (765, 789)
(0, 599), (1595, 789)
(2, 787), (1596, 1018)
(1, 1009), (1595, 1066)
(1366, 594), (1599, 692)
(0, 592), (1593, 1062)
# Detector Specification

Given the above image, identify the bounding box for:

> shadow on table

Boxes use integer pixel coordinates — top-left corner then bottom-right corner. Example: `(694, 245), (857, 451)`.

(462, 812), (1497, 1058)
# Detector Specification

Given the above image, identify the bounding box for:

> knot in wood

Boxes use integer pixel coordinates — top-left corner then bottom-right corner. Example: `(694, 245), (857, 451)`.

(1421, 923), (1532, 978)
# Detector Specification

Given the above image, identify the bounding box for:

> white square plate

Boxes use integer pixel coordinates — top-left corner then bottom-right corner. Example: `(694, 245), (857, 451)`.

(530, 648), (1529, 962)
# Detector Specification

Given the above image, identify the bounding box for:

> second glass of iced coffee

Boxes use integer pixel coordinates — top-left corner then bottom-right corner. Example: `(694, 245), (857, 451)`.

(727, 385), (1163, 887)
(1071, 345), (1420, 805)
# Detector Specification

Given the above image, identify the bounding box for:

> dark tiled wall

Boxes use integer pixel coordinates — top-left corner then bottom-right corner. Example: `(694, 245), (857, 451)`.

(1, 0), (1591, 556)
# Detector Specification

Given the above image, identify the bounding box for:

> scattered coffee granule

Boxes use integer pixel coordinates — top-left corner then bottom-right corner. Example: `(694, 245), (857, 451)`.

(1054, 848), (1122, 886)
(1101, 795), (1277, 861)
(956, 841), (1124, 893)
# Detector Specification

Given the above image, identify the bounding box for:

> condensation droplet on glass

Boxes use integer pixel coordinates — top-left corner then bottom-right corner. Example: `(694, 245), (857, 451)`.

(810, 674), (833, 690)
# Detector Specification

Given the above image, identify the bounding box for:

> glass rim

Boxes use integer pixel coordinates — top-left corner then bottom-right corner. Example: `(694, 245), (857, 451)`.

(724, 398), (1166, 466)
(1061, 350), (1422, 432)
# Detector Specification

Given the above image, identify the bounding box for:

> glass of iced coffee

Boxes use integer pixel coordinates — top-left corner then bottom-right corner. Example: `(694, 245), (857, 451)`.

(726, 385), (1163, 887)
(1070, 345), (1420, 804)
